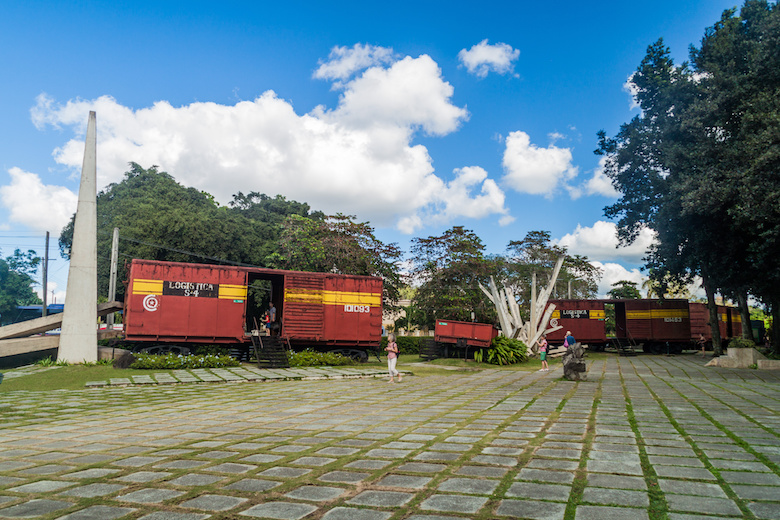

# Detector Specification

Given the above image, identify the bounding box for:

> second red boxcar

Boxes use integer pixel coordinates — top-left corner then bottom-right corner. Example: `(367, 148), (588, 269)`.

(434, 320), (499, 348)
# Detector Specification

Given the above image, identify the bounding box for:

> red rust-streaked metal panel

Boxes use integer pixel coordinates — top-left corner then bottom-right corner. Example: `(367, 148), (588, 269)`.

(282, 273), (382, 346)
(689, 302), (710, 341)
(434, 320), (498, 348)
(624, 299), (690, 341)
(689, 303), (741, 341)
(547, 300), (607, 344)
(125, 260), (248, 343)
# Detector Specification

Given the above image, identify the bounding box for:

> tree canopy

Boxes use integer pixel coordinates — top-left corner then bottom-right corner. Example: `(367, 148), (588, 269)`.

(408, 226), (499, 328)
(0, 249), (42, 325)
(59, 163), (318, 299)
(270, 213), (402, 303)
(596, 0), (780, 353)
(607, 280), (642, 300)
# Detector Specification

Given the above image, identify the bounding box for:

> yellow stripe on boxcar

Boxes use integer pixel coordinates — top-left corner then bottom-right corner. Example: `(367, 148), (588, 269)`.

(219, 284), (247, 300)
(132, 279), (163, 295)
(285, 289), (381, 307)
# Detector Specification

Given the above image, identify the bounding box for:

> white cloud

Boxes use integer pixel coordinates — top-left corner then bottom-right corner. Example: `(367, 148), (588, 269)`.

(35, 280), (67, 305)
(570, 156), (620, 199)
(501, 131), (578, 195)
(326, 55), (469, 136)
(590, 261), (645, 298)
(458, 39), (520, 78)
(0, 167), (77, 233)
(313, 43), (395, 83)
(556, 221), (655, 265)
(623, 73), (640, 110)
(7, 51), (507, 234)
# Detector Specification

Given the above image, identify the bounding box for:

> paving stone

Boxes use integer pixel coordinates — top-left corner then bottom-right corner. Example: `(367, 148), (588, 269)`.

(348, 490), (415, 507)
(414, 451), (461, 462)
(58, 483), (127, 497)
(419, 494), (489, 514)
(179, 494), (247, 511)
(344, 459), (392, 470)
(55, 505), (137, 520)
(747, 501), (780, 519)
(116, 488), (185, 504)
(729, 484), (780, 501)
(156, 460), (207, 469)
(168, 473), (226, 486)
(223, 478), (281, 492)
(495, 499), (568, 519)
(517, 468), (576, 484)
(365, 448), (413, 458)
(719, 470), (780, 486)
(316, 447), (360, 456)
(437, 477), (499, 495)
(206, 462), (256, 474)
(375, 474), (432, 489)
(526, 458), (579, 471)
(258, 467), (312, 479)
(318, 470), (370, 483)
(582, 487), (649, 507)
(284, 485), (346, 502)
(587, 473), (647, 490)
(665, 494), (742, 517)
(653, 466), (716, 480)
(470, 454), (518, 466)
(239, 501), (318, 519)
(658, 479), (728, 498)
(115, 471), (172, 483)
(9, 480), (73, 493)
(586, 460), (643, 475)
(239, 454), (283, 464)
(505, 482), (572, 502)
(0, 499), (74, 517)
(320, 507), (392, 520)
(396, 462), (446, 473)
(113, 456), (166, 467)
(575, 505), (650, 520)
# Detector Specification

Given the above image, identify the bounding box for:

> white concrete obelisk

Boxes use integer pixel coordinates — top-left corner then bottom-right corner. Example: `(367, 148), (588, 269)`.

(58, 111), (98, 363)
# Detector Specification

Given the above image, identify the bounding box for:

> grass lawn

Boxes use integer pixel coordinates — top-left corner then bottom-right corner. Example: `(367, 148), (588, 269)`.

(0, 351), (611, 392)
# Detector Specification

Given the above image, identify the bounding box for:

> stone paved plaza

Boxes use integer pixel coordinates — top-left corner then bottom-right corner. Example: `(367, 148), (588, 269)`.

(1, 355), (779, 519)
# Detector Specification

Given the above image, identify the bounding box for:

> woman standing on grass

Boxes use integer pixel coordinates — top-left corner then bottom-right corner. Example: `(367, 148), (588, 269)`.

(385, 334), (401, 383)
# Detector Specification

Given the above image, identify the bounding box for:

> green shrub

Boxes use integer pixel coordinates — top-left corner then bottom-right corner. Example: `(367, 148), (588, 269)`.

(192, 345), (225, 356)
(130, 353), (240, 369)
(474, 336), (528, 365)
(380, 336), (422, 355)
(728, 338), (756, 349)
(287, 350), (355, 367)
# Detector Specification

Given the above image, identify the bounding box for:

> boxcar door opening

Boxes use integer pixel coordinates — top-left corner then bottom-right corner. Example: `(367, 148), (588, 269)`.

(245, 272), (284, 336)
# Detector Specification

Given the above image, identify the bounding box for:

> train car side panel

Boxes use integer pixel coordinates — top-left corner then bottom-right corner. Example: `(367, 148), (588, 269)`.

(125, 260), (248, 343)
(625, 299), (690, 342)
(434, 320), (498, 348)
(323, 275), (383, 346)
(547, 300), (607, 344)
(282, 272), (382, 346)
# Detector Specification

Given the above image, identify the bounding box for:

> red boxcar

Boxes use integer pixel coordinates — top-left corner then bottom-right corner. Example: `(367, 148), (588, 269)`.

(124, 259), (382, 350)
(548, 298), (741, 353)
(690, 302), (742, 345)
(434, 320), (498, 348)
(547, 300), (607, 345)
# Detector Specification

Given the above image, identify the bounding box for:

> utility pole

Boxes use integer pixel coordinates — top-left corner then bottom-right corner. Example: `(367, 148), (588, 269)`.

(107, 227), (119, 327)
(42, 232), (49, 317)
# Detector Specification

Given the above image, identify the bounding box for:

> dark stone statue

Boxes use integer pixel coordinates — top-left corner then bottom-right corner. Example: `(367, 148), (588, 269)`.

(562, 342), (587, 381)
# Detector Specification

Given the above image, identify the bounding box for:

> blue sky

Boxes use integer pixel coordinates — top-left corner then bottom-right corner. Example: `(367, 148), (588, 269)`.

(0, 1), (743, 302)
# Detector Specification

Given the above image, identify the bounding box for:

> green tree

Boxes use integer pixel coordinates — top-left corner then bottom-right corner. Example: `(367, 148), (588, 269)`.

(0, 249), (42, 325)
(59, 163), (317, 300)
(596, 1), (780, 354)
(502, 231), (602, 314)
(409, 226), (498, 328)
(607, 280), (642, 299)
(270, 213), (402, 304)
